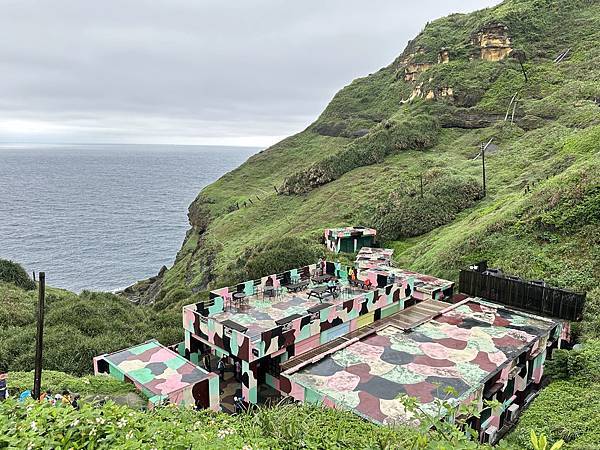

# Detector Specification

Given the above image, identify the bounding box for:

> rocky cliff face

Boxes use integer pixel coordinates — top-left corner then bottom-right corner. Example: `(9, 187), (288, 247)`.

(471, 23), (513, 61)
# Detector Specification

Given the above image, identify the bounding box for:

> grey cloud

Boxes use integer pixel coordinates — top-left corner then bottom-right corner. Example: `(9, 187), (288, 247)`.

(0, 0), (501, 145)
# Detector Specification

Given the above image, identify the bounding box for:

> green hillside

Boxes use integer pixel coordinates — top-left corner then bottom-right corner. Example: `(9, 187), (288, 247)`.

(133, 0), (599, 315)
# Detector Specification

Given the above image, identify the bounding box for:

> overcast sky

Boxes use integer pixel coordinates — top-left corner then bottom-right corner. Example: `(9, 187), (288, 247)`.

(0, 0), (500, 147)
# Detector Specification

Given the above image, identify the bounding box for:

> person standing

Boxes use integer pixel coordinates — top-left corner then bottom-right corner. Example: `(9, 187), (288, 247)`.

(317, 257), (324, 276)
(0, 373), (7, 401)
(234, 360), (241, 382)
(203, 353), (212, 372)
(217, 357), (226, 381)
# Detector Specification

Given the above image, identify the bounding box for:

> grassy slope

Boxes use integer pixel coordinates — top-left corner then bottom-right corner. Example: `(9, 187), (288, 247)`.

(0, 281), (183, 376)
(200, 132), (351, 214)
(164, 0), (599, 298)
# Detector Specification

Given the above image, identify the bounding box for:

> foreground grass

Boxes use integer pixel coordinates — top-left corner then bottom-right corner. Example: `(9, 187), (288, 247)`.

(0, 400), (425, 450)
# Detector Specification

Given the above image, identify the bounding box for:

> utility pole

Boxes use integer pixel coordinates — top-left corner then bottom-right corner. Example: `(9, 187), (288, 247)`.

(474, 138), (493, 198)
(33, 272), (45, 400)
(481, 142), (487, 198)
(419, 174), (424, 198)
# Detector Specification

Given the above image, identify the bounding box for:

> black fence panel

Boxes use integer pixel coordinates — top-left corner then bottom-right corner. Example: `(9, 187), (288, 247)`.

(459, 269), (585, 321)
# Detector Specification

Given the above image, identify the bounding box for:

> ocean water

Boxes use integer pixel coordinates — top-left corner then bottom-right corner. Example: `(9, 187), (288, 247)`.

(0, 144), (257, 292)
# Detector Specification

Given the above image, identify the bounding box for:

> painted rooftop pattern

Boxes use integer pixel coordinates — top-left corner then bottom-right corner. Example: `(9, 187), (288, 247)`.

(210, 285), (371, 339)
(325, 226), (376, 238)
(285, 299), (556, 425)
(366, 266), (454, 296)
(356, 247), (394, 270)
(102, 340), (212, 398)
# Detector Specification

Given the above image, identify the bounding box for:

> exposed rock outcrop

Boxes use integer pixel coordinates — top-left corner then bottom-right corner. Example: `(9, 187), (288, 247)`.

(471, 23), (513, 61)
(440, 86), (454, 98)
(402, 84), (454, 103)
(404, 62), (433, 81)
(187, 194), (214, 232)
(119, 265), (167, 305)
(438, 48), (450, 64)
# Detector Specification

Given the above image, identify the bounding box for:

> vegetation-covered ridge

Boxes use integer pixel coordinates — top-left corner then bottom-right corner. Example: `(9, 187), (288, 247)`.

(2, 0), (599, 447)
(136, 0), (599, 308)
(1, 362), (584, 450)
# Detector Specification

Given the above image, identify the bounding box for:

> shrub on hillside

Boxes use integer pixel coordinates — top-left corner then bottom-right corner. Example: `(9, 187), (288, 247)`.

(574, 287), (600, 341)
(0, 259), (35, 290)
(0, 399), (514, 450)
(280, 115), (440, 194)
(158, 287), (192, 309)
(6, 370), (135, 397)
(521, 133), (600, 234)
(505, 380), (600, 449)
(372, 172), (483, 240)
(241, 237), (324, 281)
(218, 238), (358, 287)
(0, 283), (37, 329)
(546, 340), (600, 384)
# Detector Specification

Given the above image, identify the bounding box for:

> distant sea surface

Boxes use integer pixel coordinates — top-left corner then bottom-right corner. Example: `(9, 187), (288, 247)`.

(0, 144), (258, 292)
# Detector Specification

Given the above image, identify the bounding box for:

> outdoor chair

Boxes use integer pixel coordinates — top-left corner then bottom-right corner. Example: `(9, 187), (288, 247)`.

(263, 286), (276, 300)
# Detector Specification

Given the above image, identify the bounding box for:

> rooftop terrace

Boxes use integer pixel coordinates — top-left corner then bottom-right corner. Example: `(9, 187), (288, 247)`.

(324, 226), (376, 238)
(355, 247), (394, 270)
(283, 298), (557, 425)
(210, 284), (372, 339)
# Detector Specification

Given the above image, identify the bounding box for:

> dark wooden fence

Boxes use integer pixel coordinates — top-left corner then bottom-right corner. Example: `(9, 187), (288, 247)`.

(459, 269), (586, 321)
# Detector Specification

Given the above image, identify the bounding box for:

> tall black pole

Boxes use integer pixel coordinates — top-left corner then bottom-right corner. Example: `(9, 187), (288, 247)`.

(420, 174), (424, 198)
(33, 272), (45, 400)
(482, 143), (487, 198)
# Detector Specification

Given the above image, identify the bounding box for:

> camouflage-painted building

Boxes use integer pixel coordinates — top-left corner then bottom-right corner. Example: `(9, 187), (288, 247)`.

(181, 259), (568, 441)
(355, 247), (394, 271)
(94, 340), (219, 410)
(182, 261), (418, 404)
(278, 298), (563, 443)
(324, 226), (376, 253)
(363, 266), (455, 302)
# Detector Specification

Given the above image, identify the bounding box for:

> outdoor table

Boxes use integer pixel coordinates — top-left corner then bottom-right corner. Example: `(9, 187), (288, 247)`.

(285, 280), (309, 292)
(312, 274), (333, 284)
(307, 286), (334, 302)
(327, 283), (340, 294)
